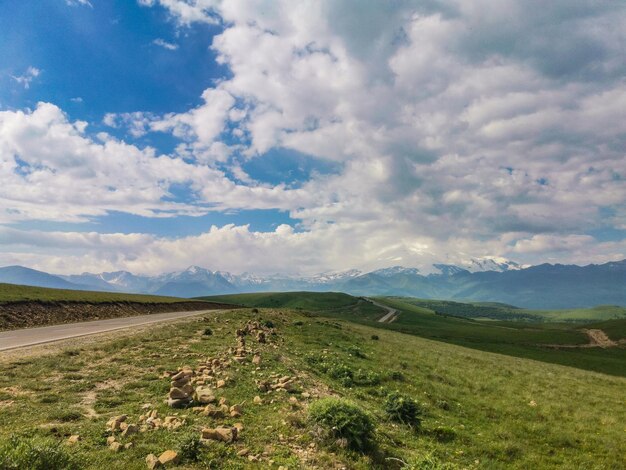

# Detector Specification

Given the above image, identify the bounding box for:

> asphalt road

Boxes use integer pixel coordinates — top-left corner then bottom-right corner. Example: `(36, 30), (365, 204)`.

(0, 309), (220, 351)
(368, 299), (399, 323)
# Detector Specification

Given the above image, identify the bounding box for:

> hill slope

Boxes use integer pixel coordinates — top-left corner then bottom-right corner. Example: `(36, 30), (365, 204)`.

(0, 307), (623, 469)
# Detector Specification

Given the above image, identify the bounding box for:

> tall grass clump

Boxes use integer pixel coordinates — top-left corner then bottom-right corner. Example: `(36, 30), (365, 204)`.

(308, 398), (374, 451)
(0, 436), (80, 470)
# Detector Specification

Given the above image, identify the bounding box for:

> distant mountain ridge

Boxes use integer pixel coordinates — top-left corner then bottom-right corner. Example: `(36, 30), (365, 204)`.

(0, 259), (624, 309)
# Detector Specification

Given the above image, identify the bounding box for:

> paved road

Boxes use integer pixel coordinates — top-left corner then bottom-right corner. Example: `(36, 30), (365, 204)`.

(0, 309), (220, 351)
(368, 299), (399, 323)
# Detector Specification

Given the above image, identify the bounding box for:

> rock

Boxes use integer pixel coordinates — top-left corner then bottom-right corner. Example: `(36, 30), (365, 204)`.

(230, 404), (243, 417)
(141, 403), (152, 410)
(146, 454), (163, 469)
(234, 422), (244, 432)
(219, 397), (228, 406)
(169, 387), (189, 400)
(216, 379), (226, 388)
(194, 386), (216, 404)
(201, 426), (237, 443)
(237, 448), (249, 457)
(171, 371), (187, 382)
(202, 405), (225, 419)
(167, 397), (192, 408)
(253, 395), (263, 405)
(122, 424), (139, 436)
(109, 441), (122, 452)
(106, 415), (127, 431)
(257, 331), (266, 343)
(124, 443), (134, 450)
(252, 354), (262, 365)
(301, 392), (311, 399)
(158, 450), (179, 466)
(106, 436), (116, 445)
(67, 435), (80, 445)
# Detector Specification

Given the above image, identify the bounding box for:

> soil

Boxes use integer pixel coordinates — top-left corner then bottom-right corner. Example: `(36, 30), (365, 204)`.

(0, 300), (236, 331)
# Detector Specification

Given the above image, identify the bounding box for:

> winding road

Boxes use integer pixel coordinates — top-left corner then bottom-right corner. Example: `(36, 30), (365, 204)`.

(0, 309), (220, 351)
(369, 299), (399, 323)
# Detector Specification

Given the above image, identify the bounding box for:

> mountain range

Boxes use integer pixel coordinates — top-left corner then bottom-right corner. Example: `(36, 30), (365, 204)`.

(0, 259), (625, 309)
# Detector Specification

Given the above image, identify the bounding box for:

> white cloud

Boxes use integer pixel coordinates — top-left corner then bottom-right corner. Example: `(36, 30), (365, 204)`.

(11, 66), (40, 89)
(66, 0), (92, 7)
(152, 38), (179, 50)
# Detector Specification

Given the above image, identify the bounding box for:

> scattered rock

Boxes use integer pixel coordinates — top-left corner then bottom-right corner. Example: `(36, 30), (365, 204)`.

(146, 454), (163, 469)
(193, 386), (216, 404)
(67, 435), (80, 445)
(201, 426), (238, 443)
(122, 424), (139, 436)
(254, 395), (263, 405)
(216, 379), (226, 388)
(106, 415), (127, 431)
(158, 450), (179, 466)
(109, 441), (122, 452)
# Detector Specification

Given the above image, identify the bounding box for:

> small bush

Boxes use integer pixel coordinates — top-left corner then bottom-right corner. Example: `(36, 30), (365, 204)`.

(353, 369), (381, 386)
(384, 392), (422, 428)
(203, 327), (213, 336)
(346, 346), (367, 359)
(308, 398), (374, 451)
(179, 434), (203, 462)
(263, 320), (274, 328)
(389, 371), (405, 382)
(293, 321), (304, 326)
(370, 334), (379, 340)
(0, 436), (81, 470)
(251, 308), (259, 314)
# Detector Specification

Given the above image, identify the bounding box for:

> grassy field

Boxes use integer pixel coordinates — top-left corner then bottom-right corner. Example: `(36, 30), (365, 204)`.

(0, 283), (185, 304)
(1, 308), (625, 469)
(395, 297), (626, 323)
(199, 292), (359, 310)
(202, 292), (626, 377)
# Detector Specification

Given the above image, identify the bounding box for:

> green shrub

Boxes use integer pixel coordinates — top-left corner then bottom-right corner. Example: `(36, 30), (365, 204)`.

(346, 346), (367, 359)
(384, 392), (422, 428)
(389, 370), (405, 381)
(371, 334), (379, 340)
(353, 369), (381, 386)
(203, 327), (213, 336)
(179, 434), (203, 462)
(251, 308), (259, 314)
(0, 436), (81, 470)
(308, 398), (374, 451)
(263, 320), (274, 328)
(293, 321), (304, 326)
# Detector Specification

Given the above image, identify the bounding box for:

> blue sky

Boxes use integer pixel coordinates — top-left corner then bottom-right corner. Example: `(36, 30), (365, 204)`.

(0, 1), (625, 275)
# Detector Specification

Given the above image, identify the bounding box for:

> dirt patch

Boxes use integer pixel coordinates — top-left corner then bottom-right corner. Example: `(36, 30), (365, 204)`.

(582, 329), (618, 348)
(0, 300), (235, 331)
(544, 328), (622, 349)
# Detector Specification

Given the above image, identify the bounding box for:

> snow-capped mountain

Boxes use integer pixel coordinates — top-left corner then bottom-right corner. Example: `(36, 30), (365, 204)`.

(3, 259), (626, 309)
(370, 266), (420, 277)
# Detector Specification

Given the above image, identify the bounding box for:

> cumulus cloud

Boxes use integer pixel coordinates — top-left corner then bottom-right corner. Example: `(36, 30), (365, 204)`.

(2, 0), (626, 274)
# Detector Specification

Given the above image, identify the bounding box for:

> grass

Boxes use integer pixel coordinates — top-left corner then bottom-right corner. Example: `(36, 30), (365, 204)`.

(395, 297), (626, 323)
(199, 291), (359, 310)
(203, 292), (626, 376)
(0, 283), (186, 304)
(0, 308), (624, 469)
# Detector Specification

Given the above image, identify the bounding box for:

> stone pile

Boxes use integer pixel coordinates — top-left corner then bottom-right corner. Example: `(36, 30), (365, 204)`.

(167, 366), (194, 408)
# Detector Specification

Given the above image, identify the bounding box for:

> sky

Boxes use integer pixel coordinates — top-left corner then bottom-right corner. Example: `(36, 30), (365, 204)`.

(0, 0), (625, 276)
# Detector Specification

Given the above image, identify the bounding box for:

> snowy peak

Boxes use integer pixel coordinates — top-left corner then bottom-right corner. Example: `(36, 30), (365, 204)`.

(431, 264), (469, 276)
(370, 266), (420, 277)
(309, 269), (363, 283)
(467, 257), (522, 273)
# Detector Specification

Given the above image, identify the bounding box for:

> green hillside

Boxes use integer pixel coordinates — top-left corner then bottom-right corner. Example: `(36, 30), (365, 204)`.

(0, 307), (623, 469)
(199, 291), (360, 310)
(0, 283), (186, 304)
(202, 292), (626, 376)
(395, 297), (626, 322)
